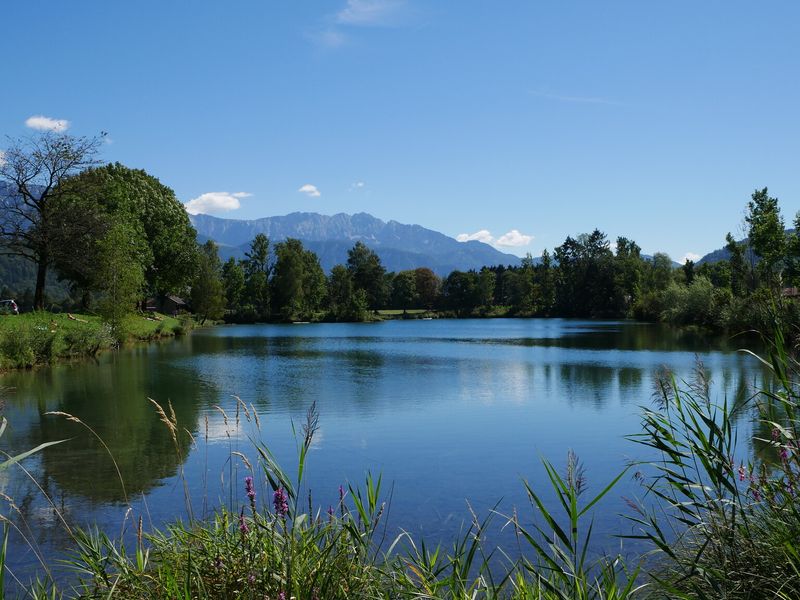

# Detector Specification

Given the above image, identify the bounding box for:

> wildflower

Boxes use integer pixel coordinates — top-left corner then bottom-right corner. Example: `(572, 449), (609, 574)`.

(245, 475), (256, 505)
(750, 486), (762, 502)
(780, 446), (791, 462)
(239, 509), (249, 535)
(327, 505), (335, 520)
(247, 572), (256, 584)
(273, 487), (289, 517)
(278, 592), (287, 600)
(738, 463), (746, 482)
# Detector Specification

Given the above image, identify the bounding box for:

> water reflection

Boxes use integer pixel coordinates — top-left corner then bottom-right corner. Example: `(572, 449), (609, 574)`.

(0, 319), (774, 588)
(3, 348), (203, 502)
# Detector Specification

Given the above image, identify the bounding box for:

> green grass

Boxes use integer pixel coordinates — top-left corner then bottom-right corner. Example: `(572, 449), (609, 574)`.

(0, 311), (190, 370)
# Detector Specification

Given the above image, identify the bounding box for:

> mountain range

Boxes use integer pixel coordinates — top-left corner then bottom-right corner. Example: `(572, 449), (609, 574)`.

(189, 212), (523, 275)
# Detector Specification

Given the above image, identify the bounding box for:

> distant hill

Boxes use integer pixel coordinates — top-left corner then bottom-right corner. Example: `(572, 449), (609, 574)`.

(190, 212), (523, 275)
(695, 231), (796, 265)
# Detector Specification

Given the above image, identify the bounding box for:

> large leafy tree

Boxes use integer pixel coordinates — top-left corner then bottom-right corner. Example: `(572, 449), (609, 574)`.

(413, 267), (440, 309)
(725, 233), (749, 296)
(327, 264), (368, 321)
(222, 257), (246, 314)
(94, 222), (146, 340)
(614, 236), (643, 311)
(243, 234), (271, 320)
(442, 270), (478, 315)
(0, 132), (103, 308)
(271, 238), (326, 321)
(536, 250), (556, 315)
(555, 230), (618, 317)
(346, 241), (387, 309)
(60, 163), (198, 299)
(746, 187), (785, 288)
(391, 271), (418, 309)
(191, 241), (226, 324)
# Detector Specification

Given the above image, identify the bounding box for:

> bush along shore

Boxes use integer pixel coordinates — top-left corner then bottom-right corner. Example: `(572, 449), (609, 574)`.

(3, 325), (800, 598)
(0, 311), (193, 370)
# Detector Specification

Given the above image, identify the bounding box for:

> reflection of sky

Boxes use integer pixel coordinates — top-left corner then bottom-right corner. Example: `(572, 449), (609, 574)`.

(0, 319), (770, 588)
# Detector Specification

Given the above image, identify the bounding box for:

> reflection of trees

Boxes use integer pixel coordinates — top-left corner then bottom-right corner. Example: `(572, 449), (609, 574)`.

(617, 367), (642, 393)
(504, 323), (761, 354)
(560, 364), (615, 408)
(27, 351), (203, 503)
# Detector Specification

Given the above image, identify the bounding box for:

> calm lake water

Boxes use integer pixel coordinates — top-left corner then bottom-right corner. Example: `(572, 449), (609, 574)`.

(0, 319), (771, 585)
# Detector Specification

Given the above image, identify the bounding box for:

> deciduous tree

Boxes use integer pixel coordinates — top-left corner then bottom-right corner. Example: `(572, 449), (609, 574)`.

(347, 241), (387, 309)
(191, 241), (226, 324)
(0, 132), (103, 308)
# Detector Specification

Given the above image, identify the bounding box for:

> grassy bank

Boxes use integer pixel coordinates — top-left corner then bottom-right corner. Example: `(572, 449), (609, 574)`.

(0, 312), (191, 370)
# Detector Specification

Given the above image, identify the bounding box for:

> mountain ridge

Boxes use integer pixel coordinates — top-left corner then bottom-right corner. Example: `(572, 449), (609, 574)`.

(189, 212), (523, 275)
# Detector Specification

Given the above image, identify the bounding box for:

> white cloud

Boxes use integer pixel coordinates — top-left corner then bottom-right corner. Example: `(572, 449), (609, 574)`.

(456, 230), (495, 244)
(25, 115), (70, 132)
(298, 184), (321, 198)
(681, 252), (701, 264)
(457, 228), (534, 250)
(496, 229), (534, 247)
(336, 0), (406, 26)
(184, 191), (252, 215)
(350, 181), (365, 190)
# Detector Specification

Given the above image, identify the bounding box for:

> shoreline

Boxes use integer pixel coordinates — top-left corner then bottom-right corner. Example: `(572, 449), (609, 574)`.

(0, 311), (196, 372)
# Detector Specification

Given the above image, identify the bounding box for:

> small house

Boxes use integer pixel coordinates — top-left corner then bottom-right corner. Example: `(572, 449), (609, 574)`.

(145, 295), (188, 315)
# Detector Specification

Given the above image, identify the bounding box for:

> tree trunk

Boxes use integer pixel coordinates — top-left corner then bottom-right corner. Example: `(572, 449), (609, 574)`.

(34, 254), (48, 310)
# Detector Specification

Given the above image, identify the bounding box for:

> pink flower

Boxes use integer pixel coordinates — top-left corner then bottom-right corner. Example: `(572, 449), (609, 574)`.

(273, 487), (289, 517)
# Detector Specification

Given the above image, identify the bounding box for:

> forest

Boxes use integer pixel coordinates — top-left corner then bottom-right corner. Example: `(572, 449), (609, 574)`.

(2, 132), (798, 335)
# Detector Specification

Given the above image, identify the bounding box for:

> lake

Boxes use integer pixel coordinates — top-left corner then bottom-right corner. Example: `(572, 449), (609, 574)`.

(0, 319), (769, 585)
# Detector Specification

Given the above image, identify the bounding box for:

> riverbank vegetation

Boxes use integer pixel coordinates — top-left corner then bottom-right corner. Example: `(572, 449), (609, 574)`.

(2, 325), (800, 598)
(209, 186), (800, 337)
(2, 131), (800, 341)
(0, 312), (188, 370)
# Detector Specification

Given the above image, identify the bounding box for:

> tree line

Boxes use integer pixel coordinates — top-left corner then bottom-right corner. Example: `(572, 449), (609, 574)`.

(2, 131), (798, 331)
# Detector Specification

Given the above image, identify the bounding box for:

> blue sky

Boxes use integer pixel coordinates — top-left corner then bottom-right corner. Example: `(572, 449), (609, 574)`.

(2, 1), (799, 261)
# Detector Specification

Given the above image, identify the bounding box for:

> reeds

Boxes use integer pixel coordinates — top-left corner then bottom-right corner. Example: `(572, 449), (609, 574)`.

(3, 323), (800, 597)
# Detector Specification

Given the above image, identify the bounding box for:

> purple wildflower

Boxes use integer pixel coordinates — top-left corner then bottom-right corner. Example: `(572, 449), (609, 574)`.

(278, 592), (287, 600)
(738, 463), (746, 482)
(245, 476), (256, 505)
(247, 572), (256, 584)
(781, 446), (791, 462)
(239, 509), (249, 535)
(273, 487), (289, 517)
(751, 486), (762, 502)
(327, 505), (335, 519)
